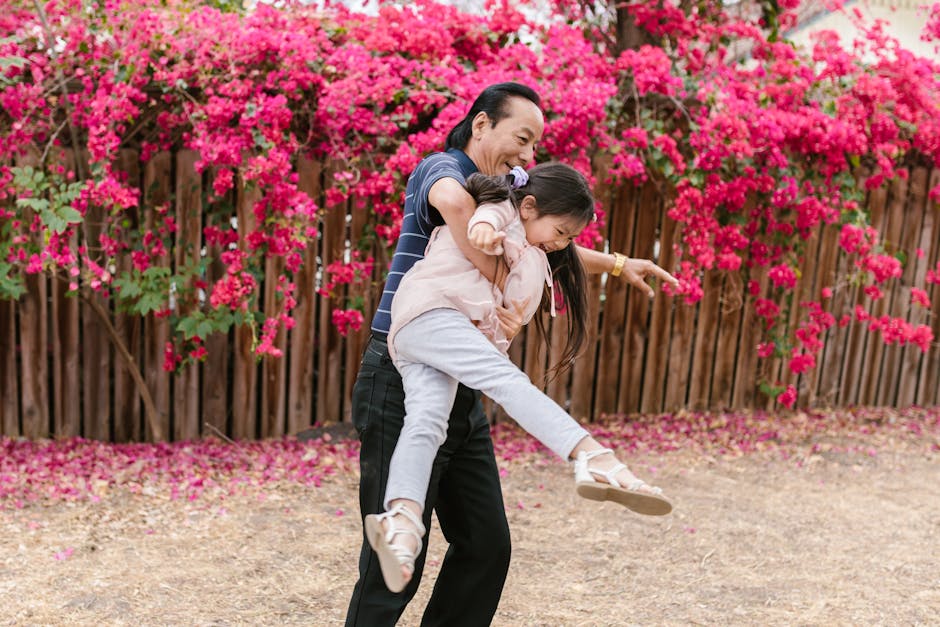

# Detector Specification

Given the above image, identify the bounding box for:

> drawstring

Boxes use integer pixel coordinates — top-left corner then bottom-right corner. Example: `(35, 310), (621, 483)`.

(545, 259), (556, 318)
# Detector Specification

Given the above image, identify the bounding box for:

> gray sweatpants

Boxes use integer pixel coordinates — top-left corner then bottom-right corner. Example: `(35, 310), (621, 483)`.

(385, 308), (590, 510)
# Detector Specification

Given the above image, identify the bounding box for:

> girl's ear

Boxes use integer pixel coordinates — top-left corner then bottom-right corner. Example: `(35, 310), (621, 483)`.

(519, 195), (538, 221)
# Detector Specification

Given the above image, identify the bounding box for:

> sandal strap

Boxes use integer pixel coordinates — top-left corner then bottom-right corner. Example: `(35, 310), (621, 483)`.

(382, 503), (426, 536)
(573, 449), (666, 498)
(577, 447), (614, 462)
(376, 504), (426, 571)
(588, 461), (627, 489)
(626, 479), (663, 495)
(574, 448), (628, 487)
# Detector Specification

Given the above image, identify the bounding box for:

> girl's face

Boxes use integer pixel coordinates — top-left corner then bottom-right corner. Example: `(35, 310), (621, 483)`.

(519, 197), (585, 252)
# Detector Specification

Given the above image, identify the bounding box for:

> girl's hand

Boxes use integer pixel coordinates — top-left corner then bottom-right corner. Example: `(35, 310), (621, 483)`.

(469, 223), (506, 255)
(496, 299), (529, 340)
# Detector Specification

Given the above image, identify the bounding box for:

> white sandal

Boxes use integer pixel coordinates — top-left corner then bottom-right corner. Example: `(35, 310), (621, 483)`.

(574, 448), (672, 516)
(364, 504), (426, 593)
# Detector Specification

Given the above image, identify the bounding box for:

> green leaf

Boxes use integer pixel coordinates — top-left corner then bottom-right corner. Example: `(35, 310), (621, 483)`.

(143, 266), (172, 281)
(0, 262), (26, 300)
(177, 315), (201, 339)
(16, 197), (48, 212)
(0, 56), (29, 70)
(137, 292), (165, 315)
(114, 275), (142, 299)
(197, 320), (216, 338)
(40, 208), (68, 234)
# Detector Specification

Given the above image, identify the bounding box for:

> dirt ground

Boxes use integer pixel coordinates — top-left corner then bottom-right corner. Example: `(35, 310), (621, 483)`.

(2, 427), (939, 626)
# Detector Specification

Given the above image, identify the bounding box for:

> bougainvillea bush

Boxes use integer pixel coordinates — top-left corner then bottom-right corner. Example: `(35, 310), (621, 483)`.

(1, 0), (939, 411)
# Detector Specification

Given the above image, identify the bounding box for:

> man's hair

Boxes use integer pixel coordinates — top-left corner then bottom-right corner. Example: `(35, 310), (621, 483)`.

(445, 83), (541, 151)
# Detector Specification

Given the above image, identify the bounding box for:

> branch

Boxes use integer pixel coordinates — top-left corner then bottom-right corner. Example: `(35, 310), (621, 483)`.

(81, 291), (166, 441)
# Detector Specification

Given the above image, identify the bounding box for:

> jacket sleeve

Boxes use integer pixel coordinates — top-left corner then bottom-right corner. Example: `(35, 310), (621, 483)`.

(467, 199), (516, 236)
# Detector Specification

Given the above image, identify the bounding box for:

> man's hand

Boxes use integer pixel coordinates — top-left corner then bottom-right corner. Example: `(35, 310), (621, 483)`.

(620, 257), (679, 299)
(495, 298), (529, 340)
(469, 223), (506, 255)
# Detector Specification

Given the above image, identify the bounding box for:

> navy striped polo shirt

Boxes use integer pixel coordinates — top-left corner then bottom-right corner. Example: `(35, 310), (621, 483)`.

(371, 148), (478, 335)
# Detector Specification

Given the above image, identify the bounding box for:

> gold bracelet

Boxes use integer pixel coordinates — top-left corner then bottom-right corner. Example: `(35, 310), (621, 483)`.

(611, 252), (627, 277)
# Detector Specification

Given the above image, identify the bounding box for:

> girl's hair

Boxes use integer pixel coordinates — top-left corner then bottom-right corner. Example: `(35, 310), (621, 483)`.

(445, 83), (541, 151)
(465, 163), (595, 378)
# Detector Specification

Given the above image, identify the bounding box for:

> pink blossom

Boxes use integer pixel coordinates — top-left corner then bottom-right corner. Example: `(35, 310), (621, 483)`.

(788, 352), (816, 374)
(777, 385), (797, 409)
(332, 308), (364, 337)
(911, 288), (931, 308)
(757, 342), (776, 358)
(768, 264), (797, 290)
(860, 253), (902, 283)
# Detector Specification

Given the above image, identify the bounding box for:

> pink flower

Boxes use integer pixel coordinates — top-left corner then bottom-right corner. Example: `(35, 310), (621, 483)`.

(909, 325), (934, 352)
(777, 385), (797, 409)
(163, 343), (180, 372)
(768, 264), (797, 290)
(839, 224), (876, 255)
(757, 342), (776, 358)
(860, 254), (902, 283)
(911, 288), (931, 308)
(332, 308), (364, 337)
(788, 352), (816, 374)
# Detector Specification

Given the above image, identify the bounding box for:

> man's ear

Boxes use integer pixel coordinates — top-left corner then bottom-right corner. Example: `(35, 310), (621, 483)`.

(471, 111), (490, 138)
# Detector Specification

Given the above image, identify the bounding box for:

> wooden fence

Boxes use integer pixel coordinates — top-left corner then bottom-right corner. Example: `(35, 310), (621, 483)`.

(1, 150), (938, 442)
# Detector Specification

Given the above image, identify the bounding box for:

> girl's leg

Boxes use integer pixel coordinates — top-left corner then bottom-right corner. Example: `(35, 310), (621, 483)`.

(385, 359), (460, 511)
(395, 309), (670, 514)
(394, 309), (588, 461)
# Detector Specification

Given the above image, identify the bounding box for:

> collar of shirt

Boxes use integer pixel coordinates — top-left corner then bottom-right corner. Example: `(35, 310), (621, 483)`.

(446, 147), (478, 178)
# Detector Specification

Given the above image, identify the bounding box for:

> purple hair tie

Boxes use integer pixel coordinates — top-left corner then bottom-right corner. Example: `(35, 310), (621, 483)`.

(510, 166), (529, 189)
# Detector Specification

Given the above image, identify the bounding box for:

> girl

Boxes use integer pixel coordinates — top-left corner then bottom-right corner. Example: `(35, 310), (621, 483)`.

(367, 163), (672, 593)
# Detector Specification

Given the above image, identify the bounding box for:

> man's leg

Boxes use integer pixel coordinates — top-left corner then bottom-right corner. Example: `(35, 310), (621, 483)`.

(346, 336), (416, 626)
(420, 386), (511, 627)
(346, 336), (507, 626)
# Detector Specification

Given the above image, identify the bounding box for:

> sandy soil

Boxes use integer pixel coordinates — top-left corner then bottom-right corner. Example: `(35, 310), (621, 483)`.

(2, 432), (939, 626)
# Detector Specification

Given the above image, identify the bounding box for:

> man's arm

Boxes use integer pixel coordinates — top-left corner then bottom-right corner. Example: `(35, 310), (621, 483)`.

(428, 176), (499, 283)
(575, 245), (678, 299)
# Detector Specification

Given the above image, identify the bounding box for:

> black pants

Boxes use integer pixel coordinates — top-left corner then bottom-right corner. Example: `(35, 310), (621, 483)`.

(344, 336), (511, 627)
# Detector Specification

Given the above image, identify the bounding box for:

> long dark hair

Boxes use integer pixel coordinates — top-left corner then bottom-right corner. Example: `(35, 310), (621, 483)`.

(445, 83), (541, 151)
(465, 163), (594, 378)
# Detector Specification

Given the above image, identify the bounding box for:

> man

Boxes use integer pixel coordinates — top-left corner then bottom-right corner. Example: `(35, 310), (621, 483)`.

(345, 82), (676, 627)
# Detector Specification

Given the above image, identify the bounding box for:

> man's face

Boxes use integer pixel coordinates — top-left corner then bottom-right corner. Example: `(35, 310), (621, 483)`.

(471, 96), (544, 176)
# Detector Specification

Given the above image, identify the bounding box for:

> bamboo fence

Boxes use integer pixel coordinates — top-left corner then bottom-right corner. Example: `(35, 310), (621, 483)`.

(1, 151), (938, 441)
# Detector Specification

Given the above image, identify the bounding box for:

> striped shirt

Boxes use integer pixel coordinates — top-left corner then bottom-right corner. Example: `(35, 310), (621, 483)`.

(371, 148), (478, 335)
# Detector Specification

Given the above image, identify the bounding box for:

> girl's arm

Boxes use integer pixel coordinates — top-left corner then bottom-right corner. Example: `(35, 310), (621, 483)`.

(467, 201), (514, 255)
(428, 177), (498, 283)
(574, 245), (678, 299)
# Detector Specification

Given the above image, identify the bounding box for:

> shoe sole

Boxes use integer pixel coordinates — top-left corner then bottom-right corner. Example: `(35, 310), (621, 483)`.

(364, 514), (408, 593)
(576, 482), (673, 516)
